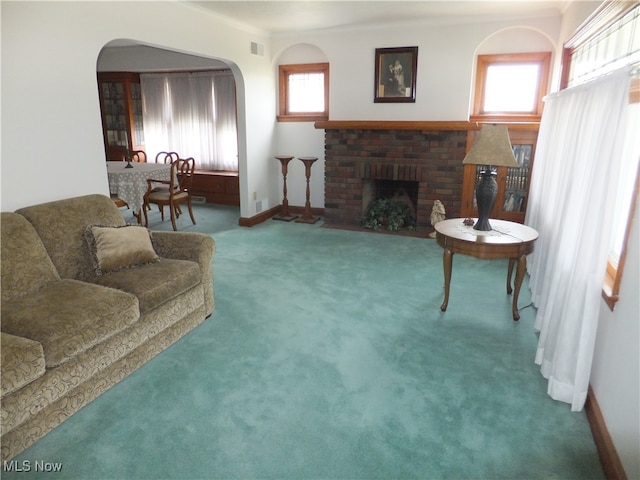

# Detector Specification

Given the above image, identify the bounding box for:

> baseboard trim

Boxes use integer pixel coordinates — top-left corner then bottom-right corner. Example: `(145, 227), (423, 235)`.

(586, 386), (628, 480)
(287, 205), (325, 217)
(239, 205), (325, 227)
(239, 206), (280, 227)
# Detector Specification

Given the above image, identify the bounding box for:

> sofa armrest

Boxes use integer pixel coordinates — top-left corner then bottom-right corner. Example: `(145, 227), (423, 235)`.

(151, 232), (215, 316)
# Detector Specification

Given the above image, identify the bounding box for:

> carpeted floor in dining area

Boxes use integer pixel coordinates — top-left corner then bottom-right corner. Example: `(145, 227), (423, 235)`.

(4, 203), (604, 479)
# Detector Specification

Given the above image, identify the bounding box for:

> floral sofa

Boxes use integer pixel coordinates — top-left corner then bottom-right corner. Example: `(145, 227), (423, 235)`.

(0, 194), (215, 460)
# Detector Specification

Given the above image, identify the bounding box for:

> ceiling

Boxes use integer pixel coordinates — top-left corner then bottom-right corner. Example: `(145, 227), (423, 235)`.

(189, 1), (572, 34)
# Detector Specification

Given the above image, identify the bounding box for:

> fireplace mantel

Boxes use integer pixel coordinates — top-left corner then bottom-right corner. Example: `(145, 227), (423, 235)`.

(314, 120), (540, 132)
(315, 120), (478, 131)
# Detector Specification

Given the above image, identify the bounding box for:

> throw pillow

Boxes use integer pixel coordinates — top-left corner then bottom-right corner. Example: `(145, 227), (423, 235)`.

(85, 225), (159, 275)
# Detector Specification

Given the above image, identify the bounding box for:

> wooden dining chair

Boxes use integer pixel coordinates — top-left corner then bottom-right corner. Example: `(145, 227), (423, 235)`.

(154, 151), (179, 164)
(131, 150), (147, 162)
(149, 151), (180, 207)
(143, 157), (196, 231)
(118, 150), (146, 162)
(110, 194), (128, 208)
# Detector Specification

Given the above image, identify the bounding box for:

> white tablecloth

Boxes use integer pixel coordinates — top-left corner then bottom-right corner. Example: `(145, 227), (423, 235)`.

(107, 161), (172, 215)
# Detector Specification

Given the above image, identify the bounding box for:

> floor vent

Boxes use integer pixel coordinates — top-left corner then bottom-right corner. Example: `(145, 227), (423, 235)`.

(192, 196), (206, 204)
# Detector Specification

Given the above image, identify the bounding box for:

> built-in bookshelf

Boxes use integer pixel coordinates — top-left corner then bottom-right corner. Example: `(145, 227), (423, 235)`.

(97, 72), (145, 161)
(461, 125), (538, 223)
(504, 144), (532, 213)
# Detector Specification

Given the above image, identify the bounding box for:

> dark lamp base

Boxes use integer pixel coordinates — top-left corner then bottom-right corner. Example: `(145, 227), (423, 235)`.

(474, 216), (493, 231)
(474, 169), (498, 231)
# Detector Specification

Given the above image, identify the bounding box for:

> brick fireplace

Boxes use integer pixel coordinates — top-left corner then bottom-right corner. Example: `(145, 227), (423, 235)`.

(317, 121), (473, 232)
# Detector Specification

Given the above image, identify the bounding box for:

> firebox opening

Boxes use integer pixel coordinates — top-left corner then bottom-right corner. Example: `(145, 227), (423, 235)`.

(363, 180), (419, 219)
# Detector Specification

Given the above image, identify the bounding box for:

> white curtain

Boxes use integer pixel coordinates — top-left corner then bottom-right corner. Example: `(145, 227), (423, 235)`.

(141, 71), (238, 171)
(525, 67), (632, 411)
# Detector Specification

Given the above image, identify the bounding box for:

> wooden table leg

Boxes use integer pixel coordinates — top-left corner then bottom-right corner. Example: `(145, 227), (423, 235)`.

(506, 258), (516, 294)
(511, 255), (527, 321)
(440, 248), (453, 312)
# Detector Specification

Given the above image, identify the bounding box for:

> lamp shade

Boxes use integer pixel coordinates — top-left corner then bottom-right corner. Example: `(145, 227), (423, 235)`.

(462, 124), (519, 167)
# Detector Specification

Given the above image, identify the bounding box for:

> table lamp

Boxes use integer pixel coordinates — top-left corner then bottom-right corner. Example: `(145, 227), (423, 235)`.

(462, 124), (519, 231)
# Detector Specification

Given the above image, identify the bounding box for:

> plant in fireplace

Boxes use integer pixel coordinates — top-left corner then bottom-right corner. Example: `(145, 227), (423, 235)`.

(362, 198), (415, 232)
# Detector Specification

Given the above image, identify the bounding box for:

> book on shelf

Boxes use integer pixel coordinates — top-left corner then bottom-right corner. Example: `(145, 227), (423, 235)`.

(503, 192), (526, 212)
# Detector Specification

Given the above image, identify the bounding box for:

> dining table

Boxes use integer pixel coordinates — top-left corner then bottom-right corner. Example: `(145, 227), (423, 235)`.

(106, 161), (172, 221)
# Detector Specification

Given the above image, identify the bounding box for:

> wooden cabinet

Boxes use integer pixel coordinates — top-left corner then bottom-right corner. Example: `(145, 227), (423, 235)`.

(191, 172), (240, 206)
(461, 125), (538, 224)
(97, 72), (145, 161)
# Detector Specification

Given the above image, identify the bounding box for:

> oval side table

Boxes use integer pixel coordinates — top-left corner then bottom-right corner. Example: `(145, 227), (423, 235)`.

(434, 218), (538, 321)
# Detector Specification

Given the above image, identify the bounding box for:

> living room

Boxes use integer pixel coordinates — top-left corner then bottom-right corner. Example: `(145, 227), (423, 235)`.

(2, 1), (638, 478)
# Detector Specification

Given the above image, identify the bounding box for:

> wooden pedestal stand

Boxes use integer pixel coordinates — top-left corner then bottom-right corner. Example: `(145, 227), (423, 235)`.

(273, 155), (298, 221)
(295, 156), (320, 224)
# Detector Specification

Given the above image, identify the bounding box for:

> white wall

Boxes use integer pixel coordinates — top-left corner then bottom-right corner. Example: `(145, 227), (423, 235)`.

(1, 1), (275, 218)
(274, 123), (326, 210)
(274, 15), (561, 121)
(272, 15), (560, 207)
(592, 196), (640, 479)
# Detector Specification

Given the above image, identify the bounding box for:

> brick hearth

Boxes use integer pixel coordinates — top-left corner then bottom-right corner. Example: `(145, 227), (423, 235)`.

(319, 123), (470, 229)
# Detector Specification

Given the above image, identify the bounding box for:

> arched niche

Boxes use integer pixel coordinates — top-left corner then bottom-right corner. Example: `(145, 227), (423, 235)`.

(272, 43), (329, 210)
(274, 43), (329, 65)
(476, 26), (556, 55)
(469, 26), (558, 117)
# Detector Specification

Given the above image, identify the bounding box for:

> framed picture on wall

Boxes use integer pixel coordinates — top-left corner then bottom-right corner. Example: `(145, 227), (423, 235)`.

(374, 46), (418, 103)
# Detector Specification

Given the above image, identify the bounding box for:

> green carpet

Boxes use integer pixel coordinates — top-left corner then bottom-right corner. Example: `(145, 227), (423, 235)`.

(4, 204), (604, 479)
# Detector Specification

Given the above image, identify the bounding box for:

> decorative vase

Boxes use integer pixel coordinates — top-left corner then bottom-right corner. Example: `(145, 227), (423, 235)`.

(474, 169), (498, 231)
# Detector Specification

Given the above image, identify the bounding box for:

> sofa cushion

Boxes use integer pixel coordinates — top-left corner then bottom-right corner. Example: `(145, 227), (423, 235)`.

(16, 194), (126, 282)
(0, 213), (60, 304)
(91, 259), (201, 314)
(1, 279), (140, 367)
(0, 333), (46, 398)
(84, 225), (159, 275)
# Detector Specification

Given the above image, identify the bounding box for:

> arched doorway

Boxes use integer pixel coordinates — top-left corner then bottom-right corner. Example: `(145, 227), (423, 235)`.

(97, 40), (244, 220)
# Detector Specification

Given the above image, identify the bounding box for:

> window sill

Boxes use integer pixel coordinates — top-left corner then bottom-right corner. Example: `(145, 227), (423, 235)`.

(277, 114), (329, 123)
(470, 113), (542, 124)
